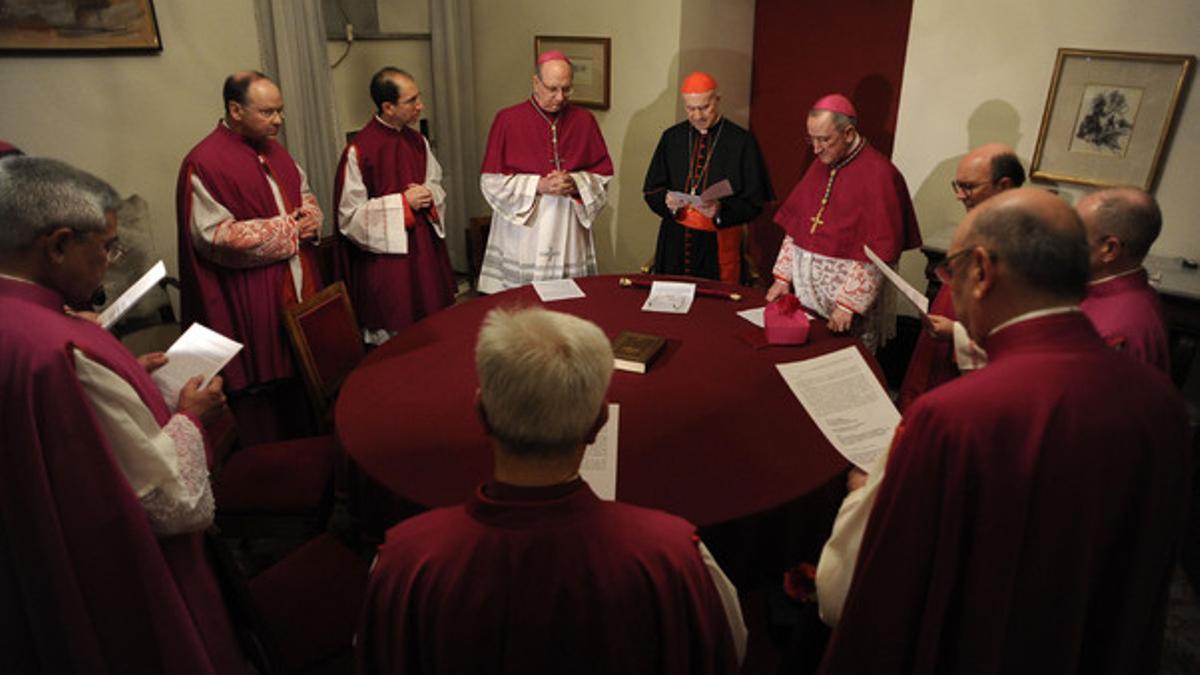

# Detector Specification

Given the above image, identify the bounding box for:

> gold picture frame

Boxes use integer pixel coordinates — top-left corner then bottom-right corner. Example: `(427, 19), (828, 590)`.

(534, 35), (611, 110)
(0, 0), (163, 54)
(1030, 48), (1193, 191)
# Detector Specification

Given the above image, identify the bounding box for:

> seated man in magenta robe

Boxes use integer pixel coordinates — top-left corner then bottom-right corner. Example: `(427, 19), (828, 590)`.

(0, 157), (246, 673)
(335, 67), (456, 345)
(1077, 186), (1170, 374)
(820, 188), (1187, 673)
(357, 306), (746, 674)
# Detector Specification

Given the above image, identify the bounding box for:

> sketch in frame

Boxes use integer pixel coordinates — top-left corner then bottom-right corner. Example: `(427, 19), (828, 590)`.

(1069, 84), (1143, 157)
(1030, 48), (1193, 191)
(0, 0), (163, 53)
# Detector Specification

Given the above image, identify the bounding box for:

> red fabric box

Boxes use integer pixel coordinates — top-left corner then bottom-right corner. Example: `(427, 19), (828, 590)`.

(764, 294), (810, 345)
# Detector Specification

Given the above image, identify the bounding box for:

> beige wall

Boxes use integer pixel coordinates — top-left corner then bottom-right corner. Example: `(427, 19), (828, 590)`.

(469, 0), (757, 274)
(0, 1), (261, 277)
(893, 0), (1200, 292)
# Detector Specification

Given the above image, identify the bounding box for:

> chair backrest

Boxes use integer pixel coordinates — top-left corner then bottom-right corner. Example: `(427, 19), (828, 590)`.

(283, 281), (364, 426)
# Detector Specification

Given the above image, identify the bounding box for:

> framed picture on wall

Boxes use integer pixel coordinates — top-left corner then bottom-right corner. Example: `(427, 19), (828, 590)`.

(1030, 48), (1193, 191)
(534, 35), (611, 110)
(0, 0), (163, 54)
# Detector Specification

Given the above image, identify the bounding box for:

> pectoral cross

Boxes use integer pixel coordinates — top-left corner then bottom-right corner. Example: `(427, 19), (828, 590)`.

(810, 213), (824, 234)
(550, 123), (562, 171)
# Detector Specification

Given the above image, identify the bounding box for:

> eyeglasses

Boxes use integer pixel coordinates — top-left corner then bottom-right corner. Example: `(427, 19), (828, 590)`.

(106, 240), (129, 265)
(536, 77), (574, 97)
(950, 179), (991, 195)
(246, 105), (284, 119)
(933, 248), (973, 284)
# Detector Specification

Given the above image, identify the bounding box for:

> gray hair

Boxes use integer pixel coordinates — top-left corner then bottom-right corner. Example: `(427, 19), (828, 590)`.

(808, 109), (857, 130)
(969, 197), (1089, 300)
(476, 306), (613, 457)
(0, 156), (120, 254)
(1088, 188), (1161, 260)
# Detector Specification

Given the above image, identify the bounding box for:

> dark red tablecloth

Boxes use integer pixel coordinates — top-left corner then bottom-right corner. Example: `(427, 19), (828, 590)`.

(336, 275), (876, 527)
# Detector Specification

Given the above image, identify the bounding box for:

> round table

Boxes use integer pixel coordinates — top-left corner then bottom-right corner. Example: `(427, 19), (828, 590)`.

(336, 274), (875, 527)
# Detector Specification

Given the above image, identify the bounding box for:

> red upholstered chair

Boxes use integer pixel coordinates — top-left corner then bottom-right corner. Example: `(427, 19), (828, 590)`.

(209, 531), (370, 675)
(283, 281), (365, 429)
(208, 406), (340, 540)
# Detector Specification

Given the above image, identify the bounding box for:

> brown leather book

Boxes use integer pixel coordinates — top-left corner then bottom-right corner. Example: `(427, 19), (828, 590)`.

(612, 331), (667, 374)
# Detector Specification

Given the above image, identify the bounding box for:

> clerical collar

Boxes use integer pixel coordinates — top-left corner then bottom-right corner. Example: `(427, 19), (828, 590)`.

(529, 96), (563, 120)
(1089, 266), (1144, 286)
(0, 271), (35, 285)
(374, 114), (407, 132)
(483, 476), (584, 502)
(988, 305), (1080, 337)
(696, 116), (724, 136)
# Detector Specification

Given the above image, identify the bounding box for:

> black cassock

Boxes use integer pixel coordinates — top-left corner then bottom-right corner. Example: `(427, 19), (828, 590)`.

(642, 117), (774, 283)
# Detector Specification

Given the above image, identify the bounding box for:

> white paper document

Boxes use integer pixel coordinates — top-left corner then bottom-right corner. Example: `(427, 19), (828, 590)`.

(666, 178), (734, 207)
(532, 278), (586, 302)
(580, 403), (619, 500)
(864, 245), (929, 315)
(776, 346), (900, 471)
(642, 281), (696, 314)
(738, 306), (766, 328)
(99, 260), (167, 329)
(151, 323), (243, 409)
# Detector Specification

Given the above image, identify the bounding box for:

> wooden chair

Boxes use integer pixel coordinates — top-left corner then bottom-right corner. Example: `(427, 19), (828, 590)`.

(283, 281), (365, 430)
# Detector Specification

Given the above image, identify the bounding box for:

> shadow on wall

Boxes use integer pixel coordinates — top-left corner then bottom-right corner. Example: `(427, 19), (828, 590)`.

(596, 48), (752, 277)
(910, 99), (1026, 240)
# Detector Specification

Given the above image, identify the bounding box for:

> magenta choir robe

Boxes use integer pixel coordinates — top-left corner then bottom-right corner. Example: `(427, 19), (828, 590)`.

(774, 144), (921, 264)
(1081, 267), (1171, 374)
(477, 100), (614, 292)
(821, 312), (1188, 674)
(357, 479), (739, 674)
(897, 284), (958, 411)
(176, 122), (321, 392)
(0, 277), (245, 674)
(333, 117), (455, 334)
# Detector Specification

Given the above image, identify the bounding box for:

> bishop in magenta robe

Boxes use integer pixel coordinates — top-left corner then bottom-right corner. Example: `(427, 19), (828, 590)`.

(477, 53), (613, 293)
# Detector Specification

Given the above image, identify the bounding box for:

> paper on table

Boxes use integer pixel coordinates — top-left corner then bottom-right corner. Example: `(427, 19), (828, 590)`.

(864, 245), (929, 315)
(642, 281), (696, 314)
(99, 260), (167, 329)
(666, 178), (734, 207)
(739, 305), (815, 328)
(776, 346), (900, 471)
(738, 306), (766, 328)
(151, 323), (243, 410)
(580, 403), (619, 500)
(532, 278), (586, 302)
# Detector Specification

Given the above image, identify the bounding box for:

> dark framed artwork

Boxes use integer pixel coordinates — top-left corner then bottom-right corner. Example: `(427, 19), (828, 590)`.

(534, 34), (611, 110)
(0, 0), (163, 54)
(1030, 48), (1193, 190)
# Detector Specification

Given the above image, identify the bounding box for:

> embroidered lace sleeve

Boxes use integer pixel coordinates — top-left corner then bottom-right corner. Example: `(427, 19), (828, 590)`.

(834, 260), (883, 315)
(772, 235), (795, 282)
(190, 173), (299, 268)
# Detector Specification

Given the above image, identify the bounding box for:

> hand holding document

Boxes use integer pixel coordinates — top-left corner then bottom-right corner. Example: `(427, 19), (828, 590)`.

(532, 278), (586, 302)
(151, 323), (242, 409)
(98, 260), (167, 329)
(642, 281), (696, 314)
(666, 178), (734, 208)
(580, 403), (619, 500)
(864, 245), (929, 315)
(776, 346), (900, 470)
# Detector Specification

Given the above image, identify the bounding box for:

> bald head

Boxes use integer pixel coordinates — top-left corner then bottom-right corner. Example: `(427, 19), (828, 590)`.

(948, 188), (1088, 338)
(953, 143), (1024, 211)
(1077, 187), (1161, 278)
